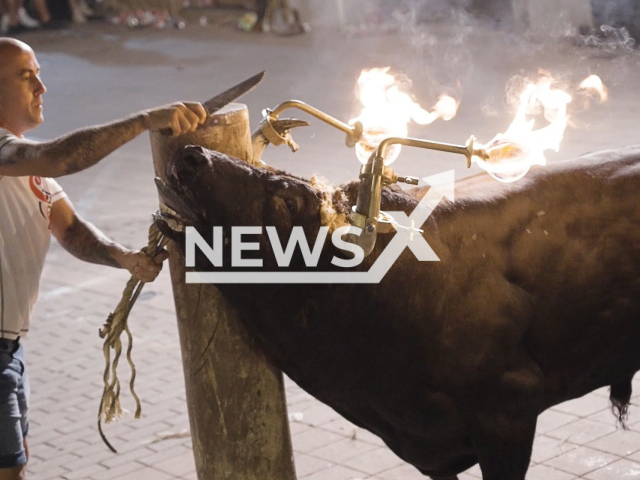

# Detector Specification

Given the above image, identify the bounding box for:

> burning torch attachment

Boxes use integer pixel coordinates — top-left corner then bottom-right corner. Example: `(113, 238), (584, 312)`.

(259, 100), (363, 151)
(347, 136), (489, 256)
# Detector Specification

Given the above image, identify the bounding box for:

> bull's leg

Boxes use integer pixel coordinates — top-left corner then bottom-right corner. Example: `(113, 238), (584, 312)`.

(471, 415), (537, 480)
(470, 354), (543, 480)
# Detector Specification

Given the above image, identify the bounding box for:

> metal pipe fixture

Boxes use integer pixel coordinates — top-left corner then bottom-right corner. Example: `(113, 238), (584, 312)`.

(347, 136), (489, 256)
(259, 100), (363, 150)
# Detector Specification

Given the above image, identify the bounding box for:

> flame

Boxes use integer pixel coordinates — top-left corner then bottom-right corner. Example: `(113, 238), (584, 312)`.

(579, 74), (608, 102)
(472, 76), (572, 183)
(350, 67), (458, 165)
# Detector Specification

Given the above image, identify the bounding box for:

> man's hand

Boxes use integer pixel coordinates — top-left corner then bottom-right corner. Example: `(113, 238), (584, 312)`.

(51, 198), (172, 278)
(143, 102), (208, 136)
(118, 249), (170, 283)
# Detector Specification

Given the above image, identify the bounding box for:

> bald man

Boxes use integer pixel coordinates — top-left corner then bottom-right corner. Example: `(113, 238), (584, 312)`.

(0, 37), (207, 479)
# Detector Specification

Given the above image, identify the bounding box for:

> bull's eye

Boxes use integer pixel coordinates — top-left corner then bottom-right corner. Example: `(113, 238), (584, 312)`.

(285, 198), (297, 214)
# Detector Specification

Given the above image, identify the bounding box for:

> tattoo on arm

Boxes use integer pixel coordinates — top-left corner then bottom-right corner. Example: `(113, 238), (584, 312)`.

(59, 215), (126, 268)
(0, 113), (148, 177)
(45, 114), (148, 176)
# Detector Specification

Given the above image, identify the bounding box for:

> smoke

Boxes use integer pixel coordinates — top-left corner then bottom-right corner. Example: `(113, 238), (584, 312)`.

(578, 25), (636, 54)
(590, 0), (640, 43)
(337, 0), (521, 30)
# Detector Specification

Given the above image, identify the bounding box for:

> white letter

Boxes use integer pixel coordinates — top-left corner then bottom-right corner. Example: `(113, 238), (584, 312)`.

(232, 226), (263, 267)
(266, 226), (328, 267)
(185, 226), (223, 268)
(331, 226), (365, 268)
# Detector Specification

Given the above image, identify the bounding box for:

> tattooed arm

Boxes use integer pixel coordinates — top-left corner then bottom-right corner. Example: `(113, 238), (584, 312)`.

(0, 102), (207, 178)
(49, 197), (169, 282)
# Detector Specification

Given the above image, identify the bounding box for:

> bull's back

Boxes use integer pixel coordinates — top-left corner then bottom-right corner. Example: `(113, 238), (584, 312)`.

(423, 147), (640, 403)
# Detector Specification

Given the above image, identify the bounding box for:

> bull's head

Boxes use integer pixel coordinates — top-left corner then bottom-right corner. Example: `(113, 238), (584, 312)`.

(155, 146), (353, 271)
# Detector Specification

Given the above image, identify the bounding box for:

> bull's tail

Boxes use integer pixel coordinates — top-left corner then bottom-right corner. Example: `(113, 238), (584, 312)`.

(610, 377), (632, 429)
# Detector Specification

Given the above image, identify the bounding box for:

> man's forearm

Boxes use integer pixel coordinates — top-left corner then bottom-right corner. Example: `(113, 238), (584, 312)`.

(53, 208), (166, 283)
(40, 113), (148, 176)
(0, 102), (206, 178)
(59, 215), (127, 268)
(2, 113), (148, 178)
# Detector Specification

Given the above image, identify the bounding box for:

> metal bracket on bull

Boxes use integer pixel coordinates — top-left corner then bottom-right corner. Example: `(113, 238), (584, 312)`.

(154, 204), (186, 233)
(347, 136), (489, 257)
(259, 100), (363, 150)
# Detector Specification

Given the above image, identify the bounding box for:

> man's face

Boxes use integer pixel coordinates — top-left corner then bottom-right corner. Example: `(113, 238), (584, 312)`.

(0, 46), (46, 136)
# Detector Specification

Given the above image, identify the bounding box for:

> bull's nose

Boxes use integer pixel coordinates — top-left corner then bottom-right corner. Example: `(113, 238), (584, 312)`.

(169, 146), (210, 180)
(183, 151), (208, 167)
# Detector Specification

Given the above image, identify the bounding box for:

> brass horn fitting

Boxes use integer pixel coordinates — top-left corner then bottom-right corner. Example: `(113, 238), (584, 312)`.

(261, 100), (363, 151)
(259, 114), (288, 147)
(347, 135), (489, 257)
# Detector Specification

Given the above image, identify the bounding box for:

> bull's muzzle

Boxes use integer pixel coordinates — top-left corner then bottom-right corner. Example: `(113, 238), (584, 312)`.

(168, 145), (211, 183)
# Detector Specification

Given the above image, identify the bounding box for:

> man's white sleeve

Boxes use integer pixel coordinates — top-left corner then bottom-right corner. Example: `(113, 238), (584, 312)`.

(0, 128), (17, 151)
(43, 178), (68, 203)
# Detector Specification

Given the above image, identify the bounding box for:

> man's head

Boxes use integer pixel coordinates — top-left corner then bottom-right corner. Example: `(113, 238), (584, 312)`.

(0, 38), (46, 136)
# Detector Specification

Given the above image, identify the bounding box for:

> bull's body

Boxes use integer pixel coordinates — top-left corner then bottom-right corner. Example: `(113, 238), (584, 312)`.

(160, 145), (640, 480)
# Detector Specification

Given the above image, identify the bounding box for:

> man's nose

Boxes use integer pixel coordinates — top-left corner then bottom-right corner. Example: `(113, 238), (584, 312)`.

(35, 78), (46, 95)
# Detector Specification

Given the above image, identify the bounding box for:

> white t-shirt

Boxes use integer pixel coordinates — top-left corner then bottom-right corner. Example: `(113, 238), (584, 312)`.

(0, 128), (67, 339)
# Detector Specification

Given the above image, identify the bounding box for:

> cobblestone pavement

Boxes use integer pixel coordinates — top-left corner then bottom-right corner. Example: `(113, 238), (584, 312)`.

(11, 13), (640, 480)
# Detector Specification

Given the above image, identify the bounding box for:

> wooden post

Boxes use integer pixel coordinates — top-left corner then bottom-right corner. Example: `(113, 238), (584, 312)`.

(149, 104), (297, 480)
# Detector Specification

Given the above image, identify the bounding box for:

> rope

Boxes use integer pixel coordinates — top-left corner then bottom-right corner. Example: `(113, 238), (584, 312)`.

(97, 222), (168, 453)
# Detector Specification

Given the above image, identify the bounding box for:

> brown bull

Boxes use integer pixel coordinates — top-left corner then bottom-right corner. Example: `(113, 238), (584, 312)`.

(156, 144), (640, 480)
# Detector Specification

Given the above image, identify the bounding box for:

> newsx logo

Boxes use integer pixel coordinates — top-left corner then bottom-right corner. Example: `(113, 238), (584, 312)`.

(185, 171), (454, 284)
(187, 224), (364, 269)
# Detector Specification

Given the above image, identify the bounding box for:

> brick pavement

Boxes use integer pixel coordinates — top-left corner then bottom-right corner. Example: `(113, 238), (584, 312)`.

(13, 17), (640, 480)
